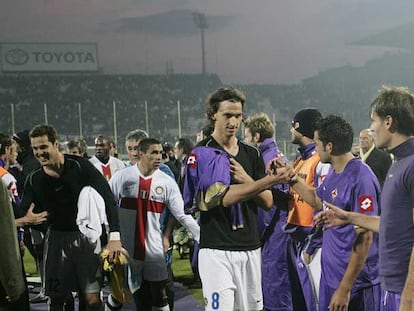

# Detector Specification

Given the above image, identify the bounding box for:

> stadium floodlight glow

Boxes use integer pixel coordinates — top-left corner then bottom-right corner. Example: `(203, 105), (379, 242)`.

(192, 12), (208, 75)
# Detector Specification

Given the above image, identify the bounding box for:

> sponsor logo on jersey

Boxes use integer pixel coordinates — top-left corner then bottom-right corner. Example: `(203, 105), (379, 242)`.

(187, 153), (197, 169)
(358, 195), (374, 213)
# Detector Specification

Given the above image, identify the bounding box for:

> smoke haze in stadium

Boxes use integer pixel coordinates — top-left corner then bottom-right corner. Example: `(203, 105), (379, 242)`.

(2, 0), (414, 84)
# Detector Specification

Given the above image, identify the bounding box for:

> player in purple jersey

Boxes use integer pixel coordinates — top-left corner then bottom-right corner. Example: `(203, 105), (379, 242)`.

(272, 115), (381, 311)
(244, 112), (292, 311)
(285, 108), (331, 311)
(315, 86), (414, 311)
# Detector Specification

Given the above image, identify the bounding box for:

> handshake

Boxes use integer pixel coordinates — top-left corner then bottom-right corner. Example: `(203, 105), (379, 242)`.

(266, 156), (298, 185)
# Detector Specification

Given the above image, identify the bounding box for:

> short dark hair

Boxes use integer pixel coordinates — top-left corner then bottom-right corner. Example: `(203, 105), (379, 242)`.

(12, 130), (31, 150)
(138, 138), (161, 153)
(162, 142), (173, 160)
(0, 133), (12, 155)
(29, 125), (58, 144)
(78, 138), (88, 156)
(67, 140), (79, 150)
(315, 115), (353, 155)
(201, 123), (214, 138)
(206, 87), (246, 124)
(176, 138), (194, 155)
(94, 135), (110, 146)
(162, 142), (173, 153)
(370, 86), (414, 136)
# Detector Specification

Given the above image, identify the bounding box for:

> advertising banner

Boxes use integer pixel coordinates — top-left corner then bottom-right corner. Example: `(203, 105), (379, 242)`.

(1, 43), (98, 72)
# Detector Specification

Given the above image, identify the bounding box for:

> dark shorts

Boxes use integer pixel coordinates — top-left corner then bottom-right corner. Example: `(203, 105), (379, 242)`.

(43, 230), (103, 298)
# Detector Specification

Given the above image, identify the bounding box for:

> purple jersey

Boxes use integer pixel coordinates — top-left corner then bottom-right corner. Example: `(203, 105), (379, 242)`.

(381, 290), (401, 311)
(257, 138), (293, 310)
(379, 138), (414, 294)
(316, 158), (380, 292)
(183, 146), (231, 214)
(183, 145), (245, 230)
(257, 138), (288, 235)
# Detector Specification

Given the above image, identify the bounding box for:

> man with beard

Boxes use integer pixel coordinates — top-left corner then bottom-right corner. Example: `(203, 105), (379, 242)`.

(315, 86), (414, 311)
(281, 115), (381, 311)
(285, 108), (330, 311)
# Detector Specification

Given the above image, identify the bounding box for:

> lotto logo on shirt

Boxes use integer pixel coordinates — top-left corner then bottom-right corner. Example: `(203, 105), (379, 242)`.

(358, 195), (374, 213)
(187, 153), (197, 169)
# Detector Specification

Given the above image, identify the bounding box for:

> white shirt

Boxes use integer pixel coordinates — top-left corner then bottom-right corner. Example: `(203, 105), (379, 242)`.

(89, 155), (125, 181)
(109, 164), (199, 261)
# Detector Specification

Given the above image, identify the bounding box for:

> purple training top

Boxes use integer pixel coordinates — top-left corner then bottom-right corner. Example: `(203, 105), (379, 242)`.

(380, 137), (414, 293)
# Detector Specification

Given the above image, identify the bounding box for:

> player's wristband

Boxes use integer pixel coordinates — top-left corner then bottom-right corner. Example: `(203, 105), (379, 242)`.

(109, 231), (121, 241)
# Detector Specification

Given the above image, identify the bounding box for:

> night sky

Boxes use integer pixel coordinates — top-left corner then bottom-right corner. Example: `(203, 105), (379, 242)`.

(1, 0), (414, 84)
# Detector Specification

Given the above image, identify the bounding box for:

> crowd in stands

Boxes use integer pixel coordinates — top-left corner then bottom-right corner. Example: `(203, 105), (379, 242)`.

(2, 50), (414, 156)
(0, 74), (221, 150)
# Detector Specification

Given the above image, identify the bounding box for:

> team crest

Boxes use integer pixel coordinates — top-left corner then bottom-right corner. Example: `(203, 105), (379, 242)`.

(358, 195), (374, 213)
(331, 188), (338, 201)
(155, 186), (164, 195)
(187, 153), (198, 169)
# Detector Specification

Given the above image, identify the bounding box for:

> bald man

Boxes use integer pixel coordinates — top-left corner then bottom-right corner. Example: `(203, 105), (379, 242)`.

(359, 129), (392, 187)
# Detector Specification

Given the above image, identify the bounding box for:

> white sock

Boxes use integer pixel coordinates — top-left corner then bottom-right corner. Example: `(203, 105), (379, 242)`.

(107, 294), (122, 307)
(151, 305), (170, 311)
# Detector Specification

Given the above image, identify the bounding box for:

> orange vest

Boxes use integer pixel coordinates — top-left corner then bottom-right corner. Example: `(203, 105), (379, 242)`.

(0, 166), (8, 179)
(287, 153), (321, 227)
